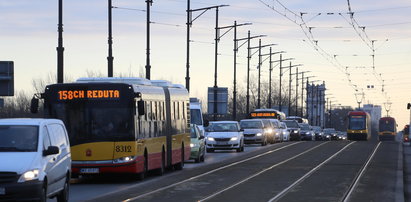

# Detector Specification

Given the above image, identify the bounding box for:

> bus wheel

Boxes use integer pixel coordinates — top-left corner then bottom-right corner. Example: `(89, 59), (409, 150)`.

(174, 146), (184, 170)
(156, 149), (165, 176)
(137, 152), (148, 180)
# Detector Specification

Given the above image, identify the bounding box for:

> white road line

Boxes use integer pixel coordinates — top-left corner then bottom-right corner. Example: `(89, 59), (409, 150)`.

(198, 141), (330, 202)
(268, 141), (356, 202)
(123, 142), (302, 201)
(342, 141), (381, 202)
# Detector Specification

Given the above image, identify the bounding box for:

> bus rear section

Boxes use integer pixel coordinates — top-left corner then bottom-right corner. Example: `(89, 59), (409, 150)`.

(347, 111), (371, 141)
(378, 117), (397, 141)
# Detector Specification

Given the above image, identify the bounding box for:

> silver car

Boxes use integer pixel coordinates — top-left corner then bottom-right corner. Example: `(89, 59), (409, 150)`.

(240, 119), (269, 146)
(205, 121), (244, 152)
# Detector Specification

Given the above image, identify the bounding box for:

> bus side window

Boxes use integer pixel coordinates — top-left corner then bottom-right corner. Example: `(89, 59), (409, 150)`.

(182, 102), (185, 120)
(177, 101), (180, 120)
(173, 102), (176, 120)
(144, 102), (148, 121)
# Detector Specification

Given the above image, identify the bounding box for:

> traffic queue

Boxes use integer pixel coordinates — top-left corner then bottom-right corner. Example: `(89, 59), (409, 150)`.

(189, 107), (349, 164)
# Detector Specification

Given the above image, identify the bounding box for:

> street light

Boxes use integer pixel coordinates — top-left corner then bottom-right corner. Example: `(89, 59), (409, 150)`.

(185, 3), (229, 91)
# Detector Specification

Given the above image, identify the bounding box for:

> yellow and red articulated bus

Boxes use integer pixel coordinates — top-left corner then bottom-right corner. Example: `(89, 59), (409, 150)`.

(347, 111), (371, 141)
(34, 77), (190, 179)
(378, 117), (397, 141)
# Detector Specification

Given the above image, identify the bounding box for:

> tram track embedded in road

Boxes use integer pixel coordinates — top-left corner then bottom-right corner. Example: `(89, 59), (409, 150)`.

(341, 141), (381, 202)
(123, 142), (303, 201)
(267, 141), (357, 202)
(198, 141), (330, 202)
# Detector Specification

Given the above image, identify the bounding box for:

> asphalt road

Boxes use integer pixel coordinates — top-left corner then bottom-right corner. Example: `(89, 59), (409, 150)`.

(60, 139), (404, 202)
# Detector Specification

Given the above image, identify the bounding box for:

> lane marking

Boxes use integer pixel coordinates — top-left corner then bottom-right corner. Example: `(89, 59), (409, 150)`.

(123, 142), (302, 201)
(342, 141), (381, 202)
(199, 141), (330, 202)
(268, 141), (356, 202)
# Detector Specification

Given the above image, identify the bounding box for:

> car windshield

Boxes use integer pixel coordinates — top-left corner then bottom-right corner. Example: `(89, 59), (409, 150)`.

(190, 109), (203, 125)
(0, 125), (39, 152)
(190, 126), (198, 138)
(283, 121), (299, 128)
(312, 127), (321, 132)
(211, 123), (239, 132)
(240, 121), (263, 129)
(299, 124), (310, 130)
(323, 129), (335, 134)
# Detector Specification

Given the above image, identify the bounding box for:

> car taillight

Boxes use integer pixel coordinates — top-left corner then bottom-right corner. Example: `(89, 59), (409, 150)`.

(405, 137), (409, 142)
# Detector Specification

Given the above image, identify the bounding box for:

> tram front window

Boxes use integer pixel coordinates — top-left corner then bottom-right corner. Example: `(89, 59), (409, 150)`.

(349, 117), (366, 130)
(48, 102), (133, 146)
(379, 121), (395, 132)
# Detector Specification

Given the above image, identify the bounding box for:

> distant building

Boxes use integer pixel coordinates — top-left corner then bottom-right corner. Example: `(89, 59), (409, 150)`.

(306, 82), (326, 127)
(363, 104), (382, 132)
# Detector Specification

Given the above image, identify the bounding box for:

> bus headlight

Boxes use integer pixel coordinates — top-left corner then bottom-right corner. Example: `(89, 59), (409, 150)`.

(113, 156), (135, 164)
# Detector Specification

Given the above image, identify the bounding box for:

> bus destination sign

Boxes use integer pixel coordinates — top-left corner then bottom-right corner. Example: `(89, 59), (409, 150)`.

(250, 112), (276, 117)
(58, 90), (120, 100)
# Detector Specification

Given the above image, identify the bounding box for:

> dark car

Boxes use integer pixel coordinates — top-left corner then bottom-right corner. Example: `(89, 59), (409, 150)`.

(299, 123), (315, 141)
(283, 120), (301, 141)
(312, 126), (324, 140)
(323, 128), (337, 140)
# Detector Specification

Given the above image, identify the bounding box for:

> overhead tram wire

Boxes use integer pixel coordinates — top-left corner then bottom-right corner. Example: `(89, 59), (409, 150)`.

(257, 0), (392, 104)
(344, 0), (391, 103)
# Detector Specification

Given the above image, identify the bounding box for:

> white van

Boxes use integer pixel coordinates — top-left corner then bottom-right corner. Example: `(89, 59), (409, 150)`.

(0, 119), (71, 202)
(190, 98), (205, 136)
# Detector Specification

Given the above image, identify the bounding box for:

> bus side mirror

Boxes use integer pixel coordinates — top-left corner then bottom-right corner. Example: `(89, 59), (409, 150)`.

(30, 97), (39, 114)
(137, 100), (145, 116)
(407, 103), (411, 110)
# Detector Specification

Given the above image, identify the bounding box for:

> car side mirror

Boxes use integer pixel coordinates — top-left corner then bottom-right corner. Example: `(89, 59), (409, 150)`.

(137, 100), (145, 116)
(43, 146), (59, 156)
(204, 119), (210, 127)
(199, 136), (205, 140)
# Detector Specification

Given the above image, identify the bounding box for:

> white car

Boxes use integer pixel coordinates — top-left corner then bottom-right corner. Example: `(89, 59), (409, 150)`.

(279, 122), (290, 141)
(205, 121), (244, 152)
(0, 119), (71, 201)
(268, 119), (284, 143)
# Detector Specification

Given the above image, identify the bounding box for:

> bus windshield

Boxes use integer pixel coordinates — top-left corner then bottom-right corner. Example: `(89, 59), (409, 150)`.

(349, 116), (366, 130)
(47, 102), (134, 146)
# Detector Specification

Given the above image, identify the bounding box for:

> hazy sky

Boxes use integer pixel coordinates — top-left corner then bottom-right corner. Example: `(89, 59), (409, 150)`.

(1, 0), (411, 127)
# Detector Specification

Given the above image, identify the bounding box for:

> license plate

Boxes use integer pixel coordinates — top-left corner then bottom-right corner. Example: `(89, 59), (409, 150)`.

(216, 141), (227, 145)
(0, 187), (5, 195)
(80, 168), (99, 174)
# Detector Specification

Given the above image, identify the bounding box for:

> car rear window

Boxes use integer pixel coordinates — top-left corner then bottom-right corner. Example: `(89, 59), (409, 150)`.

(240, 121), (263, 129)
